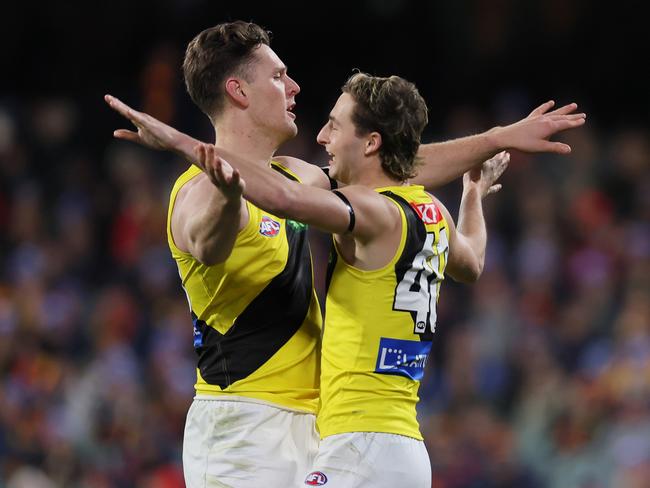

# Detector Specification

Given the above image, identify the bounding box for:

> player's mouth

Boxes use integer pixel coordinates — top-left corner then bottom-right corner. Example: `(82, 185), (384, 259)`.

(287, 102), (296, 119)
(326, 151), (335, 164)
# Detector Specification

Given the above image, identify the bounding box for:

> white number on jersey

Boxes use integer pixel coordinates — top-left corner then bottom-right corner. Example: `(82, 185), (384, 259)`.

(393, 228), (448, 334)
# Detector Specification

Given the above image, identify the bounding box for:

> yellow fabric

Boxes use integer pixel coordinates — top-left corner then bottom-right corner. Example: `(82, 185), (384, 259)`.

(318, 185), (449, 439)
(167, 163), (321, 413)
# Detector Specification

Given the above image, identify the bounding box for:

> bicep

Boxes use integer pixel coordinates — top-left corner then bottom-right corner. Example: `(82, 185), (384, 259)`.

(281, 184), (394, 240)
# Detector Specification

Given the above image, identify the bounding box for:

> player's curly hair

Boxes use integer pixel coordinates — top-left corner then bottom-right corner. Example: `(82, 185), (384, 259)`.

(183, 21), (271, 118)
(342, 73), (428, 181)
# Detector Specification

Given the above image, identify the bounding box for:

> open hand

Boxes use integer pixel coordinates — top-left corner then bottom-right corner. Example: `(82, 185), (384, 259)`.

(494, 100), (586, 154)
(464, 151), (510, 198)
(105, 94), (197, 161)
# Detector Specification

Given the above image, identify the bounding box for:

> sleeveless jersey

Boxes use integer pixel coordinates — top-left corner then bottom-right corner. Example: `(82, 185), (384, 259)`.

(167, 162), (322, 413)
(318, 185), (449, 439)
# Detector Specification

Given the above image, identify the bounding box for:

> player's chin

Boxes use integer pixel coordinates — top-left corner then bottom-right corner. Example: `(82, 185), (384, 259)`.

(284, 121), (299, 139)
(276, 124), (298, 145)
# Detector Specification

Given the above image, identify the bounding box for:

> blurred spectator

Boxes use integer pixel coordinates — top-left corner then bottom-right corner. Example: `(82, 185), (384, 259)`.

(1, 19), (648, 488)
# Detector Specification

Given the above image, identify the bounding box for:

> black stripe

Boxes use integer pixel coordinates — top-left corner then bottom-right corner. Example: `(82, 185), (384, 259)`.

(321, 166), (338, 190)
(332, 190), (356, 232)
(271, 162), (300, 181)
(193, 167), (313, 389)
(381, 191), (434, 342)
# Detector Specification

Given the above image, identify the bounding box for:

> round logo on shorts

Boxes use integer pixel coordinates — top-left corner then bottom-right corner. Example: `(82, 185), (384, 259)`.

(304, 471), (328, 485)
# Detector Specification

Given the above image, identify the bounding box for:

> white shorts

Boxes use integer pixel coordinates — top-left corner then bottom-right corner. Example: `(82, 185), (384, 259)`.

(303, 432), (431, 487)
(183, 396), (318, 488)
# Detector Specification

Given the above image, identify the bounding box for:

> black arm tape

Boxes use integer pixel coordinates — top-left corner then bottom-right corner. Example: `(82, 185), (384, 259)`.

(320, 166), (338, 190)
(332, 190), (356, 232)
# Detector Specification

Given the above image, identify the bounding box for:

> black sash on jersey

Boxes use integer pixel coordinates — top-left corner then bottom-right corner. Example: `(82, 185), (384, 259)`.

(192, 166), (313, 388)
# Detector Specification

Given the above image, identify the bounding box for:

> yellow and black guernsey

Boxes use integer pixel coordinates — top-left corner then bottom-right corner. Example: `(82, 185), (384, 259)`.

(167, 162), (321, 413)
(318, 185), (449, 440)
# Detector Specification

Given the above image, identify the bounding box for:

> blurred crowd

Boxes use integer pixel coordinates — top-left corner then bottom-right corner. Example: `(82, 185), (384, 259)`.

(1, 64), (648, 488)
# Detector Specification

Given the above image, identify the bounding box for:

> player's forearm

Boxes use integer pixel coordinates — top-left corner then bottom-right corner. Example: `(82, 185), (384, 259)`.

(187, 194), (241, 265)
(210, 149), (350, 234)
(456, 186), (487, 278)
(243, 169), (350, 235)
(413, 130), (501, 188)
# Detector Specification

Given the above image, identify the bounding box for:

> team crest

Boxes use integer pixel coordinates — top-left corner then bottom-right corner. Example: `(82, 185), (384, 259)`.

(305, 471), (328, 485)
(259, 216), (281, 237)
(411, 202), (441, 224)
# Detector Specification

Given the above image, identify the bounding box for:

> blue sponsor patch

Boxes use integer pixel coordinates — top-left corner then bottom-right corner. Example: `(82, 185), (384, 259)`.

(375, 337), (432, 380)
(192, 317), (203, 348)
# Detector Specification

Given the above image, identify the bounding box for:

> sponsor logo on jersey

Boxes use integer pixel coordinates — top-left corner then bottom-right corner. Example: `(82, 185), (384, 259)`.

(287, 219), (307, 232)
(305, 471), (328, 485)
(411, 202), (441, 225)
(259, 216), (281, 237)
(375, 337), (432, 381)
(192, 318), (203, 348)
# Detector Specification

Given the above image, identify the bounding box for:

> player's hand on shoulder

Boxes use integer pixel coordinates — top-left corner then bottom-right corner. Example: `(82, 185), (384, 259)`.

(463, 151), (509, 198)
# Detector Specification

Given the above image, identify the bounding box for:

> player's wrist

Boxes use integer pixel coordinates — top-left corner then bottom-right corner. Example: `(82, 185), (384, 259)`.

(484, 126), (505, 154)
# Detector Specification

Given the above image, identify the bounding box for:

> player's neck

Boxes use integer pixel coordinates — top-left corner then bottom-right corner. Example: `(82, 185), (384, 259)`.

(350, 163), (404, 189)
(213, 122), (279, 166)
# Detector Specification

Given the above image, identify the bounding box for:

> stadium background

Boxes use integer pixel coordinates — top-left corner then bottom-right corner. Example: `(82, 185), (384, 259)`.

(1, 1), (648, 486)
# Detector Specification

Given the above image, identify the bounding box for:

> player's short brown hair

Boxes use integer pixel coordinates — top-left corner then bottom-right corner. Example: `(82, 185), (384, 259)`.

(342, 73), (428, 181)
(183, 21), (271, 118)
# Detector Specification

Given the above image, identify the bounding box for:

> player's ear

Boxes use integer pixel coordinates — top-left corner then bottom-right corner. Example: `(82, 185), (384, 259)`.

(364, 132), (382, 156)
(225, 78), (249, 108)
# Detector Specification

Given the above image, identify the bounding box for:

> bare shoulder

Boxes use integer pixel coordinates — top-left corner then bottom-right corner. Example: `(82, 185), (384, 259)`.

(343, 185), (402, 235)
(274, 155), (330, 189)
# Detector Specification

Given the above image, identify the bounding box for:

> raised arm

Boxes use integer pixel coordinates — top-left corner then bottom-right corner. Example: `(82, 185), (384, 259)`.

(413, 101), (585, 188)
(440, 151), (509, 283)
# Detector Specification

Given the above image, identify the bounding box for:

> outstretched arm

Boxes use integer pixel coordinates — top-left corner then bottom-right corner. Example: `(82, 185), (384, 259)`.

(105, 94), (392, 239)
(441, 151), (509, 283)
(194, 144), (396, 242)
(105, 94), (331, 189)
(105, 94), (203, 164)
(413, 101), (585, 188)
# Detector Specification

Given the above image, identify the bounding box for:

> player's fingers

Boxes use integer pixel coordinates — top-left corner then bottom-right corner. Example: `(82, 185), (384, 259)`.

(547, 118), (587, 133)
(230, 168), (241, 187)
(113, 129), (140, 142)
(548, 113), (586, 122)
(487, 184), (502, 195)
(547, 102), (578, 116)
(529, 100), (555, 116)
(195, 144), (208, 167)
(105, 94), (134, 119)
(215, 158), (226, 182)
(105, 94), (149, 126)
(542, 141), (572, 154)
